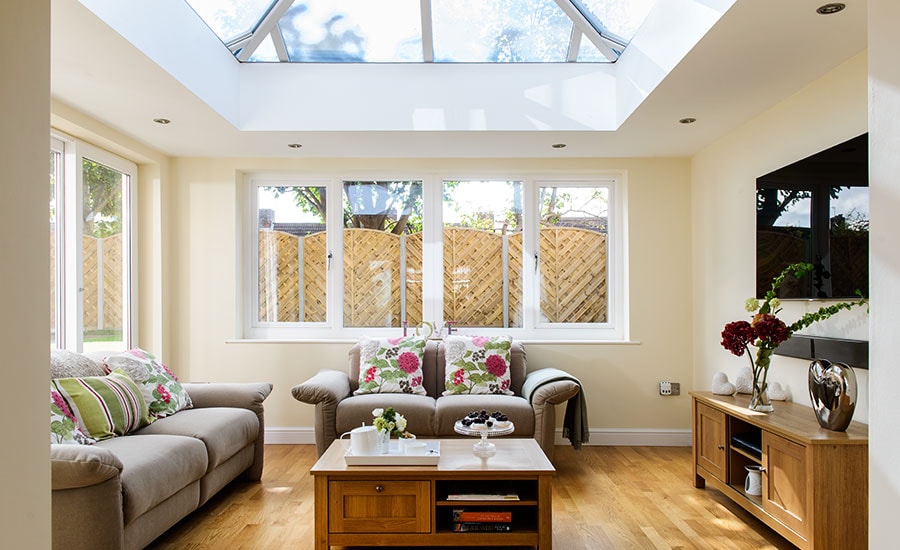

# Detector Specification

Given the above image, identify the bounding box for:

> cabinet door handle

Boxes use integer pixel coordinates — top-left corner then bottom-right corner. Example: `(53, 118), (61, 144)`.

(717, 445), (725, 450)
(759, 467), (766, 473)
(375, 485), (384, 492)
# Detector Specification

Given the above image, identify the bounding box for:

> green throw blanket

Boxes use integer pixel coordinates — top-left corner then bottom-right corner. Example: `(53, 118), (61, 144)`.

(521, 368), (589, 450)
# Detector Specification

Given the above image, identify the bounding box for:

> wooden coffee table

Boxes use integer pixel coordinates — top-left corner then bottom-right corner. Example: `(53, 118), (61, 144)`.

(310, 438), (555, 549)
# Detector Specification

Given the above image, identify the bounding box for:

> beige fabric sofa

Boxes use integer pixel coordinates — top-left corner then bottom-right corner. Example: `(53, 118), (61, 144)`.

(291, 340), (580, 461)
(50, 352), (272, 550)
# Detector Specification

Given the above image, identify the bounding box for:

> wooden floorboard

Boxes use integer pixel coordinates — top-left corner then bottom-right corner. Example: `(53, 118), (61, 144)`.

(148, 445), (794, 550)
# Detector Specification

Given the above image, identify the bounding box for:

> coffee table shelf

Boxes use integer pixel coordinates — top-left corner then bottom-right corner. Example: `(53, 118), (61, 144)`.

(310, 438), (555, 549)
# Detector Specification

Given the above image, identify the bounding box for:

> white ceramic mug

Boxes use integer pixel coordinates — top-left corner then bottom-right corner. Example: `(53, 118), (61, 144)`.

(745, 465), (763, 496)
(340, 424), (380, 456)
(398, 434), (417, 454)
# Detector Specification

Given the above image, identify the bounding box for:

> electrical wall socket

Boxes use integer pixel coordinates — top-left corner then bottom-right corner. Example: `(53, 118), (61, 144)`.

(659, 381), (681, 396)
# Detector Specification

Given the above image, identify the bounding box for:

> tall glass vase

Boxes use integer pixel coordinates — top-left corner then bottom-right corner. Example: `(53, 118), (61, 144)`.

(749, 379), (773, 412)
(749, 349), (774, 412)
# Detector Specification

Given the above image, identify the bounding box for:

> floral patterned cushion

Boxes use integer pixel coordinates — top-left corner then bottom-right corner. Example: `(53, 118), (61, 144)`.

(442, 335), (514, 395)
(50, 383), (95, 445)
(104, 348), (193, 419)
(355, 336), (427, 395)
(52, 369), (152, 441)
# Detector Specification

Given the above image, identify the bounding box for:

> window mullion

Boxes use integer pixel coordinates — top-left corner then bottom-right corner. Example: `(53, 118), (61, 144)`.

(327, 178), (344, 331)
(421, 176), (443, 328)
(63, 141), (83, 352)
(521, 179), (539, 331)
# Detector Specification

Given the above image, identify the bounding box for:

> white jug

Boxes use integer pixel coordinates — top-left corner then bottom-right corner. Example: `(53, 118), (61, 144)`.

(341, 424), (380, 456)
(745, 465), (763, 496)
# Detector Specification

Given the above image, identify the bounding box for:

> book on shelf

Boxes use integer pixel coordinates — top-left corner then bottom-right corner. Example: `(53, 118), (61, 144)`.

(446, 493), (519, 501)
(452, 523), (513, 532)
(452, 509), (512, 523)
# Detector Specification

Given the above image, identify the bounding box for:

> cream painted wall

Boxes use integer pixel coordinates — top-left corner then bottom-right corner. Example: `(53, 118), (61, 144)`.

(691, 52), (870, 420)
(868, 0), (900, 544)
(1, 1), (51, 546)
(167, 157), (694, 440)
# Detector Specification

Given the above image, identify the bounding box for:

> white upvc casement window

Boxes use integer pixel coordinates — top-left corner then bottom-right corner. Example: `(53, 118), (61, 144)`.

(243, 173), (626, 342)
(50, 134), (138, 352)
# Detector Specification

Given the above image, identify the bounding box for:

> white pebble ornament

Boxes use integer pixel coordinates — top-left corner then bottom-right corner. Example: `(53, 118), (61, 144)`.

(768, 381), (789, 401)
(734, 366), (754, 394)
(711, 372), (736, 396)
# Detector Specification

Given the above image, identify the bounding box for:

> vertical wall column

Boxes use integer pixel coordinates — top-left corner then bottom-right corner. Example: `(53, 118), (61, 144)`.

(868, 0), (900, 545)
(0, 1), (51, 545)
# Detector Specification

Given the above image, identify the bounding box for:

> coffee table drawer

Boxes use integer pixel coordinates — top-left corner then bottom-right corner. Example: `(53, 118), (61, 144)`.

(329, 480), (431, 533)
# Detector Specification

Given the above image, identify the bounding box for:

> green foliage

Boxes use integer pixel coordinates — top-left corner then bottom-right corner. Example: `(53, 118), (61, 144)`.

(82, 158), (123, 238)
(757, 261), (868, 333)
(265, 181), (423, 234)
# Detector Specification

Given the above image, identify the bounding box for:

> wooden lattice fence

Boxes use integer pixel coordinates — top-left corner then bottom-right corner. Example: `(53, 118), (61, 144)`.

(258, 227), (607, 327)
(50, 232), (124, 332)
(540, 228), (607, 323)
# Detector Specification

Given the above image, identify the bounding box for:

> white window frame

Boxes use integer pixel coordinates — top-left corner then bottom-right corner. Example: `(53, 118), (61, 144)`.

(51, 132), (138, 352)
(242, 171), (626, 342)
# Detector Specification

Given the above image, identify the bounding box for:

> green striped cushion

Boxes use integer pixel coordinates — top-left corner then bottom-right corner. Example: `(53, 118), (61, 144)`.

(52, 369), (152, 440)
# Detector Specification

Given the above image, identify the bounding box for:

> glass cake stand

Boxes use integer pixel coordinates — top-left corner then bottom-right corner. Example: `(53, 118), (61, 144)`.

(453, 420), (515, 458)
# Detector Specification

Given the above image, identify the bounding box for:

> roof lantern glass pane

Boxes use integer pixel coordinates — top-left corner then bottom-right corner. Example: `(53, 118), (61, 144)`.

(431, 0), (574, 63)
(248, 33), (279, 62)
(186, 0), (274, 44)
(579, 0), (656, 44)
(184, 0), (656, 63)
(277, 0), (423, 62)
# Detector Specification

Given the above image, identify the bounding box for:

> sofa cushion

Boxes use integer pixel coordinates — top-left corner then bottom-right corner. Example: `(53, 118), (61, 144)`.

(51, 348), (107, 378)
(104, 348), (193, 419)
(53, 369), (153, 441)
(135, 407), (259, 471)
(354, 336), (427, 395)
(336, 393), (437, 436)
(96, 434), (207, 524)
(50, 383), (95, 445)
(442, 336), (514, 395)
(434, 394), (535, 435)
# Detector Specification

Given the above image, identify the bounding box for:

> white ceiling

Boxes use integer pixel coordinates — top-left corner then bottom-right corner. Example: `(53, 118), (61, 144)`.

(50, 0), (868, 159)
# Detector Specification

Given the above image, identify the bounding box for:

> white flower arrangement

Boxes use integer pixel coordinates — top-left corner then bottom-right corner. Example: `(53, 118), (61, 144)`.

(372, 407), (407, 436)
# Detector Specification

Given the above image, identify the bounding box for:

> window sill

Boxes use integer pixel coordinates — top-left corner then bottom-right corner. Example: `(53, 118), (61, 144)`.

(225, 338), (641, 345)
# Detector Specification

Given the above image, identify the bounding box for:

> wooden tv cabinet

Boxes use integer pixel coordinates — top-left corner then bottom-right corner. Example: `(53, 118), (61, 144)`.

(691, 391), (868, 549)
(310, 438), (554, 549)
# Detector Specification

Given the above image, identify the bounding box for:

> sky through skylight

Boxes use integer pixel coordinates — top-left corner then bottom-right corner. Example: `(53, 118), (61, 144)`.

(185, 0), (656, 63)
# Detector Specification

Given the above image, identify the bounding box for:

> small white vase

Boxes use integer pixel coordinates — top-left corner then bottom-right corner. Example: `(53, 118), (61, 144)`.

(378, 429), (390, 454)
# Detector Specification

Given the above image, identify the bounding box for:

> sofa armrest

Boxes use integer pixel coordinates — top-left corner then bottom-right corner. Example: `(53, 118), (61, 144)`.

(291, 369), (351, 405)
(523, 371), (581, 462)
(527, 378), (580, 407)
(182, 382), (273, 414)
(182, 382), (273, 481)
(52, 445), (126, 550)
(51, 444), (123, 491)
(292, 370), (351, 456)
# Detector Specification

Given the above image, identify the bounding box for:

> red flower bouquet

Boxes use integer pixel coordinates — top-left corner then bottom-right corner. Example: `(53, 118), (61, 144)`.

(721, 263), (867, 411)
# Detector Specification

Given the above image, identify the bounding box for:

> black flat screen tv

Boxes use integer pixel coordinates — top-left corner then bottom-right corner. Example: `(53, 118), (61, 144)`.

(756, 133), (869, 299)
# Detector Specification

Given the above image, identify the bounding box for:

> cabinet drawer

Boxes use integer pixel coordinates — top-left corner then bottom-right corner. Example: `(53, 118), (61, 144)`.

(329, 480), (431, 534)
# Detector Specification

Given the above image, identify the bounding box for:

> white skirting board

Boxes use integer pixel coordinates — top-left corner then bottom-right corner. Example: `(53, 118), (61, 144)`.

(263, 427), (691, 447)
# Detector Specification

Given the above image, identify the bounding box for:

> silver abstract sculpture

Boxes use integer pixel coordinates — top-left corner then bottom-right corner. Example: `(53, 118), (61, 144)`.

(808, 359), (857, 431)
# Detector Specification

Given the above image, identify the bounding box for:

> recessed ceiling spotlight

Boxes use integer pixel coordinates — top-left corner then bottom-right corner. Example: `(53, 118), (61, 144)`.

(287, 143), (303, 149)
(816, 3), (845, 15)
(679, 117), (697, 124)
(551, 143), (567, 149)
(152, 118), (171, 125)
